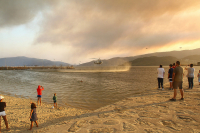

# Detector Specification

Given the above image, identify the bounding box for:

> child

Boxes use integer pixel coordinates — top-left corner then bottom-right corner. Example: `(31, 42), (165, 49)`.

(29, 102), (38, 130)
(53, 93), (57, 108)
(198, 70), (200, 85)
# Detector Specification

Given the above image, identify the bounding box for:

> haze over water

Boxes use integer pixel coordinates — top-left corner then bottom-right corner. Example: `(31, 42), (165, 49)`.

(0, 66), (199, 110)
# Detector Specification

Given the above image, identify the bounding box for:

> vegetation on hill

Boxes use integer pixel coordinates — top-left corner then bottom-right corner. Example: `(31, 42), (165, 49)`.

(122, 55), (200, 66)
(122, 56), (179, 66)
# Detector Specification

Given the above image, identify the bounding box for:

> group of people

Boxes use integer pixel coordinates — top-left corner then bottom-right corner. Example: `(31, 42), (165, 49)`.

(0, 85), (58, 131)
(30, 85), (57, 130)
(0, 63), (200, 131)
(157, 61), (200, 101)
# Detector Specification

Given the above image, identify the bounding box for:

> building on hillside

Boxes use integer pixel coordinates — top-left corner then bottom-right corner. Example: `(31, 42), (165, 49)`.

(197, 62), (200, 66)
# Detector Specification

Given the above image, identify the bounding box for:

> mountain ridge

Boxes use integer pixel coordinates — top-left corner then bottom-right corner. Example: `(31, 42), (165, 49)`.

(0, 56), (70, 67)
(79, 48), (200, 66)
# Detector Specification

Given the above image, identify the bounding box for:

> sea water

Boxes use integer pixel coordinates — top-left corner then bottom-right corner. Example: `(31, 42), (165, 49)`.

(0, 66), (199, 110)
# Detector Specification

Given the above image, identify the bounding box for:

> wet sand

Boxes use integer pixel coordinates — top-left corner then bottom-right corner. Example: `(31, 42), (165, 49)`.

(1, 76), (200, 133)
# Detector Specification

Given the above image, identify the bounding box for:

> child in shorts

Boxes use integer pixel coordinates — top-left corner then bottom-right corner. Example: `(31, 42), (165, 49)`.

(53, 93), (57, 108)
(197, 70), (200, 85)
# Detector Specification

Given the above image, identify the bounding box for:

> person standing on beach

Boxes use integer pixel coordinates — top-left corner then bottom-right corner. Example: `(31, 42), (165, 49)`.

(185, 64), (195, 89)
(53, 93), (57, 108)
(0, 96), (9, 131)
(168, 64), (174, 90)
(198, 70), (200, 85)
(37, 85), (44, 106)
(157, 65), (165, 90)
(172, 63), (176, 69)
(170, 61), (184, 101)
(29, 102), (38, 130)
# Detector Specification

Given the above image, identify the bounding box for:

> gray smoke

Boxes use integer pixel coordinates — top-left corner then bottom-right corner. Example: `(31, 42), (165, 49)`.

(1, 0), (200, 57)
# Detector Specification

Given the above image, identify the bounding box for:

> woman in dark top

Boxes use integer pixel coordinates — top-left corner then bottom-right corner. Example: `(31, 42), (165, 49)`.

(29, 102), (38, 130)
(0, 96), (9, 131)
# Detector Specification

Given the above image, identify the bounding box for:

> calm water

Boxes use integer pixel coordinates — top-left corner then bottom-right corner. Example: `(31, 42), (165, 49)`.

(0, 66), (199, 110)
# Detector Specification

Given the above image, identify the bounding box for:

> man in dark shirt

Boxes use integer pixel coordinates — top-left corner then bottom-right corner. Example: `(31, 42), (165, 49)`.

(170, 61), (184, 101)
(168, 64), (174, 90)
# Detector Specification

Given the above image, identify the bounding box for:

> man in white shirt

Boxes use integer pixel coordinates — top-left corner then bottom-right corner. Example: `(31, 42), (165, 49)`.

(157, 65), (165, 90)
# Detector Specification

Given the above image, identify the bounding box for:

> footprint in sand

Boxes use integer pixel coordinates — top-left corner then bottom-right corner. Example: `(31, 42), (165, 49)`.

(138, 111), (160, 118)
(89, 119), (102, 124)
(159, 110), (169, 113)
(175, 110), (187, 114)
(103, 120), (119, 125)
(161, 120), (182, 131)
(117, 113), (135, 119)
(98, 113), (112, 118)
(177, 115), (196, 122)
(144, 128), (170, 133)
(136, 118), (154, 126)
(89, 127), (115, 133)
(123, 122), (136, 132)
(68, 120), (87, 132)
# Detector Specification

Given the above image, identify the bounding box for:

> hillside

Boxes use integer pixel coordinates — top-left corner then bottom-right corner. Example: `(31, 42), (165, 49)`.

(182, 55), (200, 64)
(122, 55), (200, 66)
(79, 48), (200, 66)
(0, 56), (70, 67)
(123, 56), (179, 66)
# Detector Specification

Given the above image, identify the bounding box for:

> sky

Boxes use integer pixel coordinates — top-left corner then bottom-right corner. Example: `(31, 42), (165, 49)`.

(0, 0), (200, 64)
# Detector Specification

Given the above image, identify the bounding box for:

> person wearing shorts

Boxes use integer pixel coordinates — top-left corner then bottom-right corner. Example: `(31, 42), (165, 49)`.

(170, 61), (184, 101)
(37, 85), (44, 106)
(0, 96), (9, 131)
(168, 64), (174, 90)
(53, 93), (57, 108)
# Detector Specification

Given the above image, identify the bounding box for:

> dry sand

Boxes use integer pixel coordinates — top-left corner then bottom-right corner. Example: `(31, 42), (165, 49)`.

(1, 77), (200, 133)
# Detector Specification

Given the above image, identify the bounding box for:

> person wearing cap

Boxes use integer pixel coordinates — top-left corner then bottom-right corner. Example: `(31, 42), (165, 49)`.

(37, 85), (44, 106)
(0, 96), (9, 131)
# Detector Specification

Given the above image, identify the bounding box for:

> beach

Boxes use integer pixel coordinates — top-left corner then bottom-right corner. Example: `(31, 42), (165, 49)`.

(1, 75), (200, 133)
(0, 96), (91, 133)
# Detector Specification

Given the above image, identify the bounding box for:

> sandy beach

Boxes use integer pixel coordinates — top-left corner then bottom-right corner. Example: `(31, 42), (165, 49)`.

(1, 77), (200, 133)
(0, 96), (91, 133)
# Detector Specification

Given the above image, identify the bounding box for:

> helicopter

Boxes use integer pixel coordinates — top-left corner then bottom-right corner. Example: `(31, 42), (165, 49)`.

(91, 58), (103, 64)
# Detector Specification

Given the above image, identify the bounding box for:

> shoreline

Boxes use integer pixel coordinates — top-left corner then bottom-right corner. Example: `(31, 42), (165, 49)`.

(0, 84), (165, 112)
(1, 79), (200, 132)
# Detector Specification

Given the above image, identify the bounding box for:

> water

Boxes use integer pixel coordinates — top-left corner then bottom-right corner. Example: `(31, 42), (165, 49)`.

(0, 66), (199, 110)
